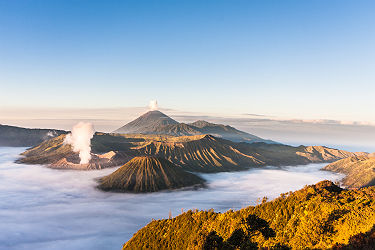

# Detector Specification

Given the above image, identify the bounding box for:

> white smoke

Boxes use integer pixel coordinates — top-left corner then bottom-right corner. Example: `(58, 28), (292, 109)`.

(148, 100), (158, 111)
(46, 131), (57, 137)
(64, 122), (95, 164)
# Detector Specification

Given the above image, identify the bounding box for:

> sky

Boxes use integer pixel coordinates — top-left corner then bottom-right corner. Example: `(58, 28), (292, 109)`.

(0, 0), (374, 150)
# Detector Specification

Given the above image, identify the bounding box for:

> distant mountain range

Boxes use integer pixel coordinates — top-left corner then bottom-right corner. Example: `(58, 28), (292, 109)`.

(19, 132), (363, 172)
(0, 124), (66, 147)
(114, 110), (276, 144)
(8, 110), (372, 192)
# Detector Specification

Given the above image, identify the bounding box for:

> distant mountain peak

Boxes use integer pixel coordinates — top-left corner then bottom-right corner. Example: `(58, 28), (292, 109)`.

(142, 110), (169, 117)
(114, 111), (276, 144)
(136, 110), (177, 123)
(190, 120), (215, 128)
(114, 110), (178, 134)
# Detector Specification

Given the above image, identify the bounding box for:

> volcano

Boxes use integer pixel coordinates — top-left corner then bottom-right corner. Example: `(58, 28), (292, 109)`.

(114, 110), (275, 143)
(97, 156), (205, 192)
(114, 110), (179, 134)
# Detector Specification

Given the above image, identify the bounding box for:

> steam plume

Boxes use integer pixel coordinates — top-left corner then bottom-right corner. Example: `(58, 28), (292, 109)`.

(149, 100), (158, 111)
(64, 122), (95, 164)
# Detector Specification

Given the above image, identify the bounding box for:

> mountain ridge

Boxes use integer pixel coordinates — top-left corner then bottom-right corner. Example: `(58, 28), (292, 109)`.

(113, 110), (275, 144)
(0, 124), (66, 147)
(18, 133), (364, 172)
(324, 155), (375, 188)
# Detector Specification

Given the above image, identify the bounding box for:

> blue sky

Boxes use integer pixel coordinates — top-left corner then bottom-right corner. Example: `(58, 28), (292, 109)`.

(0, 0), (374, 123)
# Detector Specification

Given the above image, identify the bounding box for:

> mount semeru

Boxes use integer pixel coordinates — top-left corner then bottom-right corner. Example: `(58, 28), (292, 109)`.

(113, 110), (275, 143)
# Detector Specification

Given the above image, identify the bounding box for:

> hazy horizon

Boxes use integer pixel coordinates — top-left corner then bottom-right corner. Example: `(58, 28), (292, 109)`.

(1, 105), (374, 153)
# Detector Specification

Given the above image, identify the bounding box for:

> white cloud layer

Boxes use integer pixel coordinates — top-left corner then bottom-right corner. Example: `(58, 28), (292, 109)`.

(0, 148), (343, 250)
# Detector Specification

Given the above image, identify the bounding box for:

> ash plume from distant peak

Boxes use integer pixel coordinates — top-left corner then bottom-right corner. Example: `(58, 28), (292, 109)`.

(64, 122), (95, 164)
(148, 100), (158, 111)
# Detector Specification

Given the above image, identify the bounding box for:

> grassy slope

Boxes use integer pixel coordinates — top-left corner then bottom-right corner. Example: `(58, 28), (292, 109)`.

(123, 181), (375, 249)
(18, 135), (73, 164)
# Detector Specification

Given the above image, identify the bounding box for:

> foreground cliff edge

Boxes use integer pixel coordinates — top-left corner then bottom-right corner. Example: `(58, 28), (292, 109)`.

(123, 181), (375, 249)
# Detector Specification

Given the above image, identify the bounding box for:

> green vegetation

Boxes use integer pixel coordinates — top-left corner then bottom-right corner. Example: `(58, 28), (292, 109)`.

(123, 181), (375, 249)
(98, 156), (205, 192)
(324, 155), (375, 188)
(332, 225), (375, 249)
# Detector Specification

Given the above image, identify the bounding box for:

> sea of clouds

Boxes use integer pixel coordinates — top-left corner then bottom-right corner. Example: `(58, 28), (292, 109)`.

(0, 147), (343, 250)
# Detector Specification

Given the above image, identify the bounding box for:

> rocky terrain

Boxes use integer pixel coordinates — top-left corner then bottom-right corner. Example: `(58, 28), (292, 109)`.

(18, 133), (362, 172)
(324, 154), (375, 188)
(17, 134), (134, 170)
(98, 156), (205, 192)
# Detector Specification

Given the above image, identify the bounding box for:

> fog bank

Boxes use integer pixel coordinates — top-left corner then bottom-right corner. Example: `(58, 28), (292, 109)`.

(0, 147), (342, 250)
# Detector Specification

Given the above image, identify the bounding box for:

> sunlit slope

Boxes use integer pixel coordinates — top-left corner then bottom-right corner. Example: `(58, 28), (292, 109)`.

(132, 135), (264, 172)
(235, 143), (364, 167)
(324, 155), (375, 188)
(18, 134), (134, 170)
(98, 156), (205, 192)
(132, 135), (362, 172)
(123, 181), (375, 249)
(19, 133), (362, 172)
